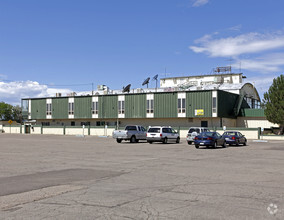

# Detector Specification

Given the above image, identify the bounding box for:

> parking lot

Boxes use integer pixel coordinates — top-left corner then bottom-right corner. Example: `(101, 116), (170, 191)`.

(0, 134), (283, 219)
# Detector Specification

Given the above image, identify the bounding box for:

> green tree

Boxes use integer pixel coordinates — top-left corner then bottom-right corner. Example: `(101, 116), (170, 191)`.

(0, 102), (13, 121)
(263, 74), (284, 134)
(0, 102), (23, 123)
(12, 105), (23, 123)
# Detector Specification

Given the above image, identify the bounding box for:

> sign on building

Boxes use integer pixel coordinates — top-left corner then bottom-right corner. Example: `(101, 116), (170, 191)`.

(195, 109), (204, 116)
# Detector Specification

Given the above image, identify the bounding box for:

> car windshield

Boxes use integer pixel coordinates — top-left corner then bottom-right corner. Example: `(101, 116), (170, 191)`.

(200, 132), (214, 137)
(125, 126), (137, 131)
(148, 128), (160, 133)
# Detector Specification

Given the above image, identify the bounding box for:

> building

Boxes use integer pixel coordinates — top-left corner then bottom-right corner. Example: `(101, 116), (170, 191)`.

(21, 72), (267, 129)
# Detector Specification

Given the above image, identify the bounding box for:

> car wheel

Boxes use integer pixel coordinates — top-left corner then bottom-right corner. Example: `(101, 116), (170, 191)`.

(130, 136), (136, 143)
(222, 141), (227, 148)
(163, 137), (168, 144)
(243, 141), (247, 146)
(213, 142), (217, 148)
(236, 140), (239, 146)
(176, 137), (180, 143)
(148, 141), (153, 144)
(195, 144), (199, 149)
(187, 141), (192, 145)
(116, 139), (122, 143)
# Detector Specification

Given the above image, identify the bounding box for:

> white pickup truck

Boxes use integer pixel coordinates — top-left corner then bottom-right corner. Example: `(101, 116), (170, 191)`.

(112, 125), (147, 143)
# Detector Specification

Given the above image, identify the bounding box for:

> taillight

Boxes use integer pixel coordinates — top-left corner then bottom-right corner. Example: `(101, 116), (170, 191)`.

(194, 137), (198, 140)
(146, 133), (147, 137)
(232, 136), (235, 140)
(208, 137), (213, 140)
(160, 134), (162, 137)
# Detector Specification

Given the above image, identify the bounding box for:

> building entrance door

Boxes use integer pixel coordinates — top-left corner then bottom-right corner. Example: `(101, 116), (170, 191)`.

(201, 121), (208, 127)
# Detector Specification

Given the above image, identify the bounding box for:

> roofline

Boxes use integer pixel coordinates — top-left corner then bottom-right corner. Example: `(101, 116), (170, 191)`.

(160, 73), (243, 80)
(241, 83), (261, 100)
(21, 89), (239, 101)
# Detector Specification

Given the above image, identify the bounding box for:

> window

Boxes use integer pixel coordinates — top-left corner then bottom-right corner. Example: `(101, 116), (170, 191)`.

(42, 122), (50, 126)
(212, 97), (217, 113)
(96, 121), (105, 126)
(46, 103), (52, 115)
(81, 122), (90, 126)
(147, 99), (154, 113)
(71, 121), (75, 126)
(178, 98), (186, 113)
(148, 128), (160, 133)
(125, 126), (137, 131)
(68, 102), (74, 115)
(118, 101), (125, 114)
(92, 101), (98, 114)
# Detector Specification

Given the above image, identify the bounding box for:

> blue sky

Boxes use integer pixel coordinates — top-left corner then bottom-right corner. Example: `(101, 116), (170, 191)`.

(0, 0), (283, 104)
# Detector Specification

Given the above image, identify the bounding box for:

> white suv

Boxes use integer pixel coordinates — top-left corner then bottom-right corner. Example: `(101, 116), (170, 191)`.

(147, 126), (180, 144)
(186, 127), (210, 145)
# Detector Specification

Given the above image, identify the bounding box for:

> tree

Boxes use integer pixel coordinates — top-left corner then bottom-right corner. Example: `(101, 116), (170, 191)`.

(0, 102), (13, 121)
(12, 105), (23, 123)
(0, 102), (23, 123)
(263, 74), (284, 134)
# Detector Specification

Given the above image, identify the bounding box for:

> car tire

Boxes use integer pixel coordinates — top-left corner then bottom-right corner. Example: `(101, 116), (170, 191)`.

(116, 139), (122, 143)
(243, 141), (247, 146)
(213, 142), (217, 148)
(130, 136), (136, 143)
(222, 141), (227, 148)
(187, 141), (192, 145)
(148, 141), (153, 144)
(176, 137), (180, 143)
(163, 137), (168, 144)
(195, 145), (199, 149)
(236, 140), (239, 146)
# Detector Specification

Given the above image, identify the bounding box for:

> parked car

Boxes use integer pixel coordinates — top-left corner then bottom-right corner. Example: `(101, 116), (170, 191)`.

(187, 127), (210, 145)
(194, 132), (227, 149)
(222, 131), (247, 146)
(146, 126), (180, 144)
(112, 125), (147, 143)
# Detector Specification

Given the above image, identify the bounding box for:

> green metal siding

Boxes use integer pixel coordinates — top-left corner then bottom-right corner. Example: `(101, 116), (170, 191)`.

(186, 91), (212, 117)
(154, 93), (177, 118)
(31, 99), (46, 119)
(74, 97), (92, 118)
(98, 95), (118, 118)
(125, 94), (146, 118)
(52, 98), (68, 119)
(217, 90), (238, 118)
(239, 108), (265, 117)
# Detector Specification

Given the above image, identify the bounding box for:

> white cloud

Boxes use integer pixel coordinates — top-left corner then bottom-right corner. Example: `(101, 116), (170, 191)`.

(228, 24), (242, 32)
(192, 0), (209, 7)
(246, 75), (280, 98)
(190, 32), (284, 57)
(0, 81), (72, 105)
(232, 53), (284, 73)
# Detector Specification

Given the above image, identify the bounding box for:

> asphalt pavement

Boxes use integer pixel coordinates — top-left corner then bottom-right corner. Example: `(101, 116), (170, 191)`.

(0, 134), (283, 219)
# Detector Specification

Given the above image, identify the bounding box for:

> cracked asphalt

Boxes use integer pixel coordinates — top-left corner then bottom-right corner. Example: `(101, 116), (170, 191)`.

(0, 134), (283, 220)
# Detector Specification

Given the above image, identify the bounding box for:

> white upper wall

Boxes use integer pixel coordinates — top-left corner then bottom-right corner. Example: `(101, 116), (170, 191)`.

(160, 73), (243, 88)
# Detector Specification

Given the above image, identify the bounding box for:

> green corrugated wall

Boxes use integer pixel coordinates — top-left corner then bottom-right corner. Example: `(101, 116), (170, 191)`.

(31, 99), (46, 119)
(74, 97), (92, 118)
(52, 98), (68, 119)
(239, 108), (265, 117)
(154, 93), (177, 118)
(125, 94), (146, 118)
(99, 95), (118, 118)
(186, 91), (212, 117)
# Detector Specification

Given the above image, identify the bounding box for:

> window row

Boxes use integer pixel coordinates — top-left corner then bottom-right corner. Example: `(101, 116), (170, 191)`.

(45, 98), (220, 115)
